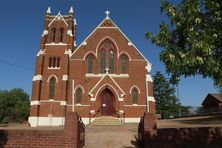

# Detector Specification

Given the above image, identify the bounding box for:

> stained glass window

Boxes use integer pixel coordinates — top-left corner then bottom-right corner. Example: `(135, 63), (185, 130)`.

(49, 77), (56, 99)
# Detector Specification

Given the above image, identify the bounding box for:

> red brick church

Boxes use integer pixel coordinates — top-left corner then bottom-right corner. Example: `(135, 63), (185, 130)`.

(29, 7), (155, 127)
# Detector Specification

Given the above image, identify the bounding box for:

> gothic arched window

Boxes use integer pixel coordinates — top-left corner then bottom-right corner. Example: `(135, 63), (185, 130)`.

(59, 28), (64, 42)
(87, 56), (94, 73)
(132, 88), (138, 104)
(100, 49), (106, 73)
(49, 77), (56, 99)
(121, 56), (127, 73)
(109, 49), (114, 73)
(52, 28), (56, 42)
(76, 88), (82, 104)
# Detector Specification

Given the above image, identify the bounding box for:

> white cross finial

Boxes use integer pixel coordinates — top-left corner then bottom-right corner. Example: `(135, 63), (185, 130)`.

(105, 67), (109, 74)
(105, 10), (110, 19)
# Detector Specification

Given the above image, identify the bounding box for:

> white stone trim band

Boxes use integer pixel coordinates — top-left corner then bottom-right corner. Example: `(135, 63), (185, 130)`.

(30, 100), (40, 105)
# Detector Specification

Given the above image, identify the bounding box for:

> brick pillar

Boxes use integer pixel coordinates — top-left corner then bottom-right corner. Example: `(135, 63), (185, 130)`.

(64, 112), (78, 148)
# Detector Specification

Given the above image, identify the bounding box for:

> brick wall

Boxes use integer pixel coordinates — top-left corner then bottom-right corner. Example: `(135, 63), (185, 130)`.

(0, 112), (85, 148)
(138, 113), (222, 148)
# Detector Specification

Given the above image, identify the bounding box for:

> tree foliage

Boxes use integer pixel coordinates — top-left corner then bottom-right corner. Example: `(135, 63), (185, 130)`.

(0, 88), (30, 123)
(153, 71), (181, 118)
(147, 0), (222, 87)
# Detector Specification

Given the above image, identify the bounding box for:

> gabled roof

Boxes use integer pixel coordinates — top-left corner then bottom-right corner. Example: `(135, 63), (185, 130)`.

(48, 12), (68, 27)
(202, 93), (222, 105)
(71, 13), (151, 66)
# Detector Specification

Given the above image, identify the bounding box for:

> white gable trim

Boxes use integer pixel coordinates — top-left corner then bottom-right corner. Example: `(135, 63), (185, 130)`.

(47, 74), (59, 83)
(74, 85), (85, 94)
(88, 74), (125, 97)
(129, 85), (141, 94)
(48, 12), (68, 27)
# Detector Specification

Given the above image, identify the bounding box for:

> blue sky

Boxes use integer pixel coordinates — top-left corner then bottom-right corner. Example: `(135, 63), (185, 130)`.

(0, 0), (218, 106)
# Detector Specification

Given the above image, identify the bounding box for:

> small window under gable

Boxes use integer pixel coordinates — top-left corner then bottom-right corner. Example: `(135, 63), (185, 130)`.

(52, 27), (56, 42)
(87, 55), (94, 73)
(59, 28), (64, 42)
(76, 88), (82, 104)
(121, 55), (128, 73)
(132, 88), (138, 104)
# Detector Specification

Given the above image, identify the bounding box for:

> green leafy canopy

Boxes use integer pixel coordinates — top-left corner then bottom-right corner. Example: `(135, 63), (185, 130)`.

(147, 0), (222, 88)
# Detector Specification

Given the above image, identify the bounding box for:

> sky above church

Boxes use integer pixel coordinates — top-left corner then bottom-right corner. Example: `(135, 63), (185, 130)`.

(0, 0), (218, 106)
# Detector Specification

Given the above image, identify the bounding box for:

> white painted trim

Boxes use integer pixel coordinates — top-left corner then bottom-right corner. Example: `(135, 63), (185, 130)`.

(66, 104), (90, 107)
(48, 67), (60, 69)
(65, 49), (72, 57)
(48, 12), (68, 27)
(67, 29), (73, 36)
(62, 75), (68, 81)
(74, 85), (85, 94)
(47, 74), (59, 82)
(37, 49), (45, 56)
(85, 73), (129, 78)
(146, 74), (153, 82)
(60, 101), (66, 106)
(119, 110), (124, 113)
(129, 85), (141, 94)
(90, 110), (95, 114)
(42, 30), (48, 36)
(128, 42), (133, 46)
(30, 100), (40, 105)
(33, 75), (43, 81)
(148, 96), (155, 102)
(124, 104), (147, 107)
(146, 64), (152, 73)
(90, 98), (96, 101)
(124, 118), (141, 123)
(45, 43), (67, 46)
(28, 116), (65, 127)
(118, 98), (124, 101)
(82, 41), (87, 45)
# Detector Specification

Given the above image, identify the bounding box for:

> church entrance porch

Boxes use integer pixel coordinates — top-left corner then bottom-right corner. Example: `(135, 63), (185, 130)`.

(100, 89), (115, 116)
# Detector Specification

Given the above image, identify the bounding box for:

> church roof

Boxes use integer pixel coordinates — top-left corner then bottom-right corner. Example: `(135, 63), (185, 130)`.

(202, 93), (222, 105)
(72, 11), (151, 66)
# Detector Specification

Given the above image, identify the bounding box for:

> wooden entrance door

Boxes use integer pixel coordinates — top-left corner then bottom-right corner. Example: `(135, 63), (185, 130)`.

(101, 90), (114, 116)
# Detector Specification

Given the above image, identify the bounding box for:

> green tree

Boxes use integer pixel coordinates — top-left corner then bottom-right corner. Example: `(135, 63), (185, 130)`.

(153, 71), (181, 118)
(0, 88), (30, 123)
(147, 0), (222, 88)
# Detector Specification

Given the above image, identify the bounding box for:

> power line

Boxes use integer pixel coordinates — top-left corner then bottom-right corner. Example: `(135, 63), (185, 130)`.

(0, 60), (34, 71)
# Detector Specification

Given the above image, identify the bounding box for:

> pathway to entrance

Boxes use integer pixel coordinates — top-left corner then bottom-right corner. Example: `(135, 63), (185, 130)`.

(84, 124), (139, 148)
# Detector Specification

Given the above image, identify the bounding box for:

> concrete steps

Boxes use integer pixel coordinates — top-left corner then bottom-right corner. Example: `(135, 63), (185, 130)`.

(90, 116), (123, 126)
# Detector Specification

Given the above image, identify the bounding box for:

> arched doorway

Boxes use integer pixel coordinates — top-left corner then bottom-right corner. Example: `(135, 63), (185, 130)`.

(100, 89), (114, 116)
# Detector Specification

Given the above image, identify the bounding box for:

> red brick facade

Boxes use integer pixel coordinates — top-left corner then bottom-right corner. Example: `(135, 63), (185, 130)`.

(29, 8), (155, 126)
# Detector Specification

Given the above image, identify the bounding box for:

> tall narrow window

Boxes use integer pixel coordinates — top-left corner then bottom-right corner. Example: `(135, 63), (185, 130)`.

(53, 58), (56, 68)
(49, 77), (56, 99)
(57, 57), (60, 67)
(52, 28), (56, 42)
(76, 88), (82, 104)
(132, 88), (138, 104)
(59, 28), (64, 42)
(87, 56), (93, 73)
(49, 57), (52, 67)
(109, 49), (114, 73)
(100, 49), (106, 73)
(121, 56), (127, 73)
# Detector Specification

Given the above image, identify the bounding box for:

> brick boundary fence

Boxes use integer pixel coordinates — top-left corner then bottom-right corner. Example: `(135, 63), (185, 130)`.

(138, 112), (222, 148)
(0, 112), (85, 148)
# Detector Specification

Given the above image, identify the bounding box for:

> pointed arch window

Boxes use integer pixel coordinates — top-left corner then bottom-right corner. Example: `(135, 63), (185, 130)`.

(52, 28), (56, 42)
(49, 77), (56, 99)
(100, 49), (106, 73)
(121, 56), (127, 73)
(109, 49), (114, 73)
(132, 88), (138, 104)
(59, 28), (64, 42)
(76, 88), (82, 104)
(87, 56), (94, 73)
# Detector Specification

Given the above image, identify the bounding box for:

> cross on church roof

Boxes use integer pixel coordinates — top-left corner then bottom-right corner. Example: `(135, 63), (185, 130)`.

(105, 10), (110, 19)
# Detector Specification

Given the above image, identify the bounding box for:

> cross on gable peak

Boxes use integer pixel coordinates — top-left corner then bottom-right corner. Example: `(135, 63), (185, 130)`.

(105, 10), (110, 19)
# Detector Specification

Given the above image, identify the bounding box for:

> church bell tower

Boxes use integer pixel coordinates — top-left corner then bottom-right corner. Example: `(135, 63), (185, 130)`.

(29, 6), (76, 127)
